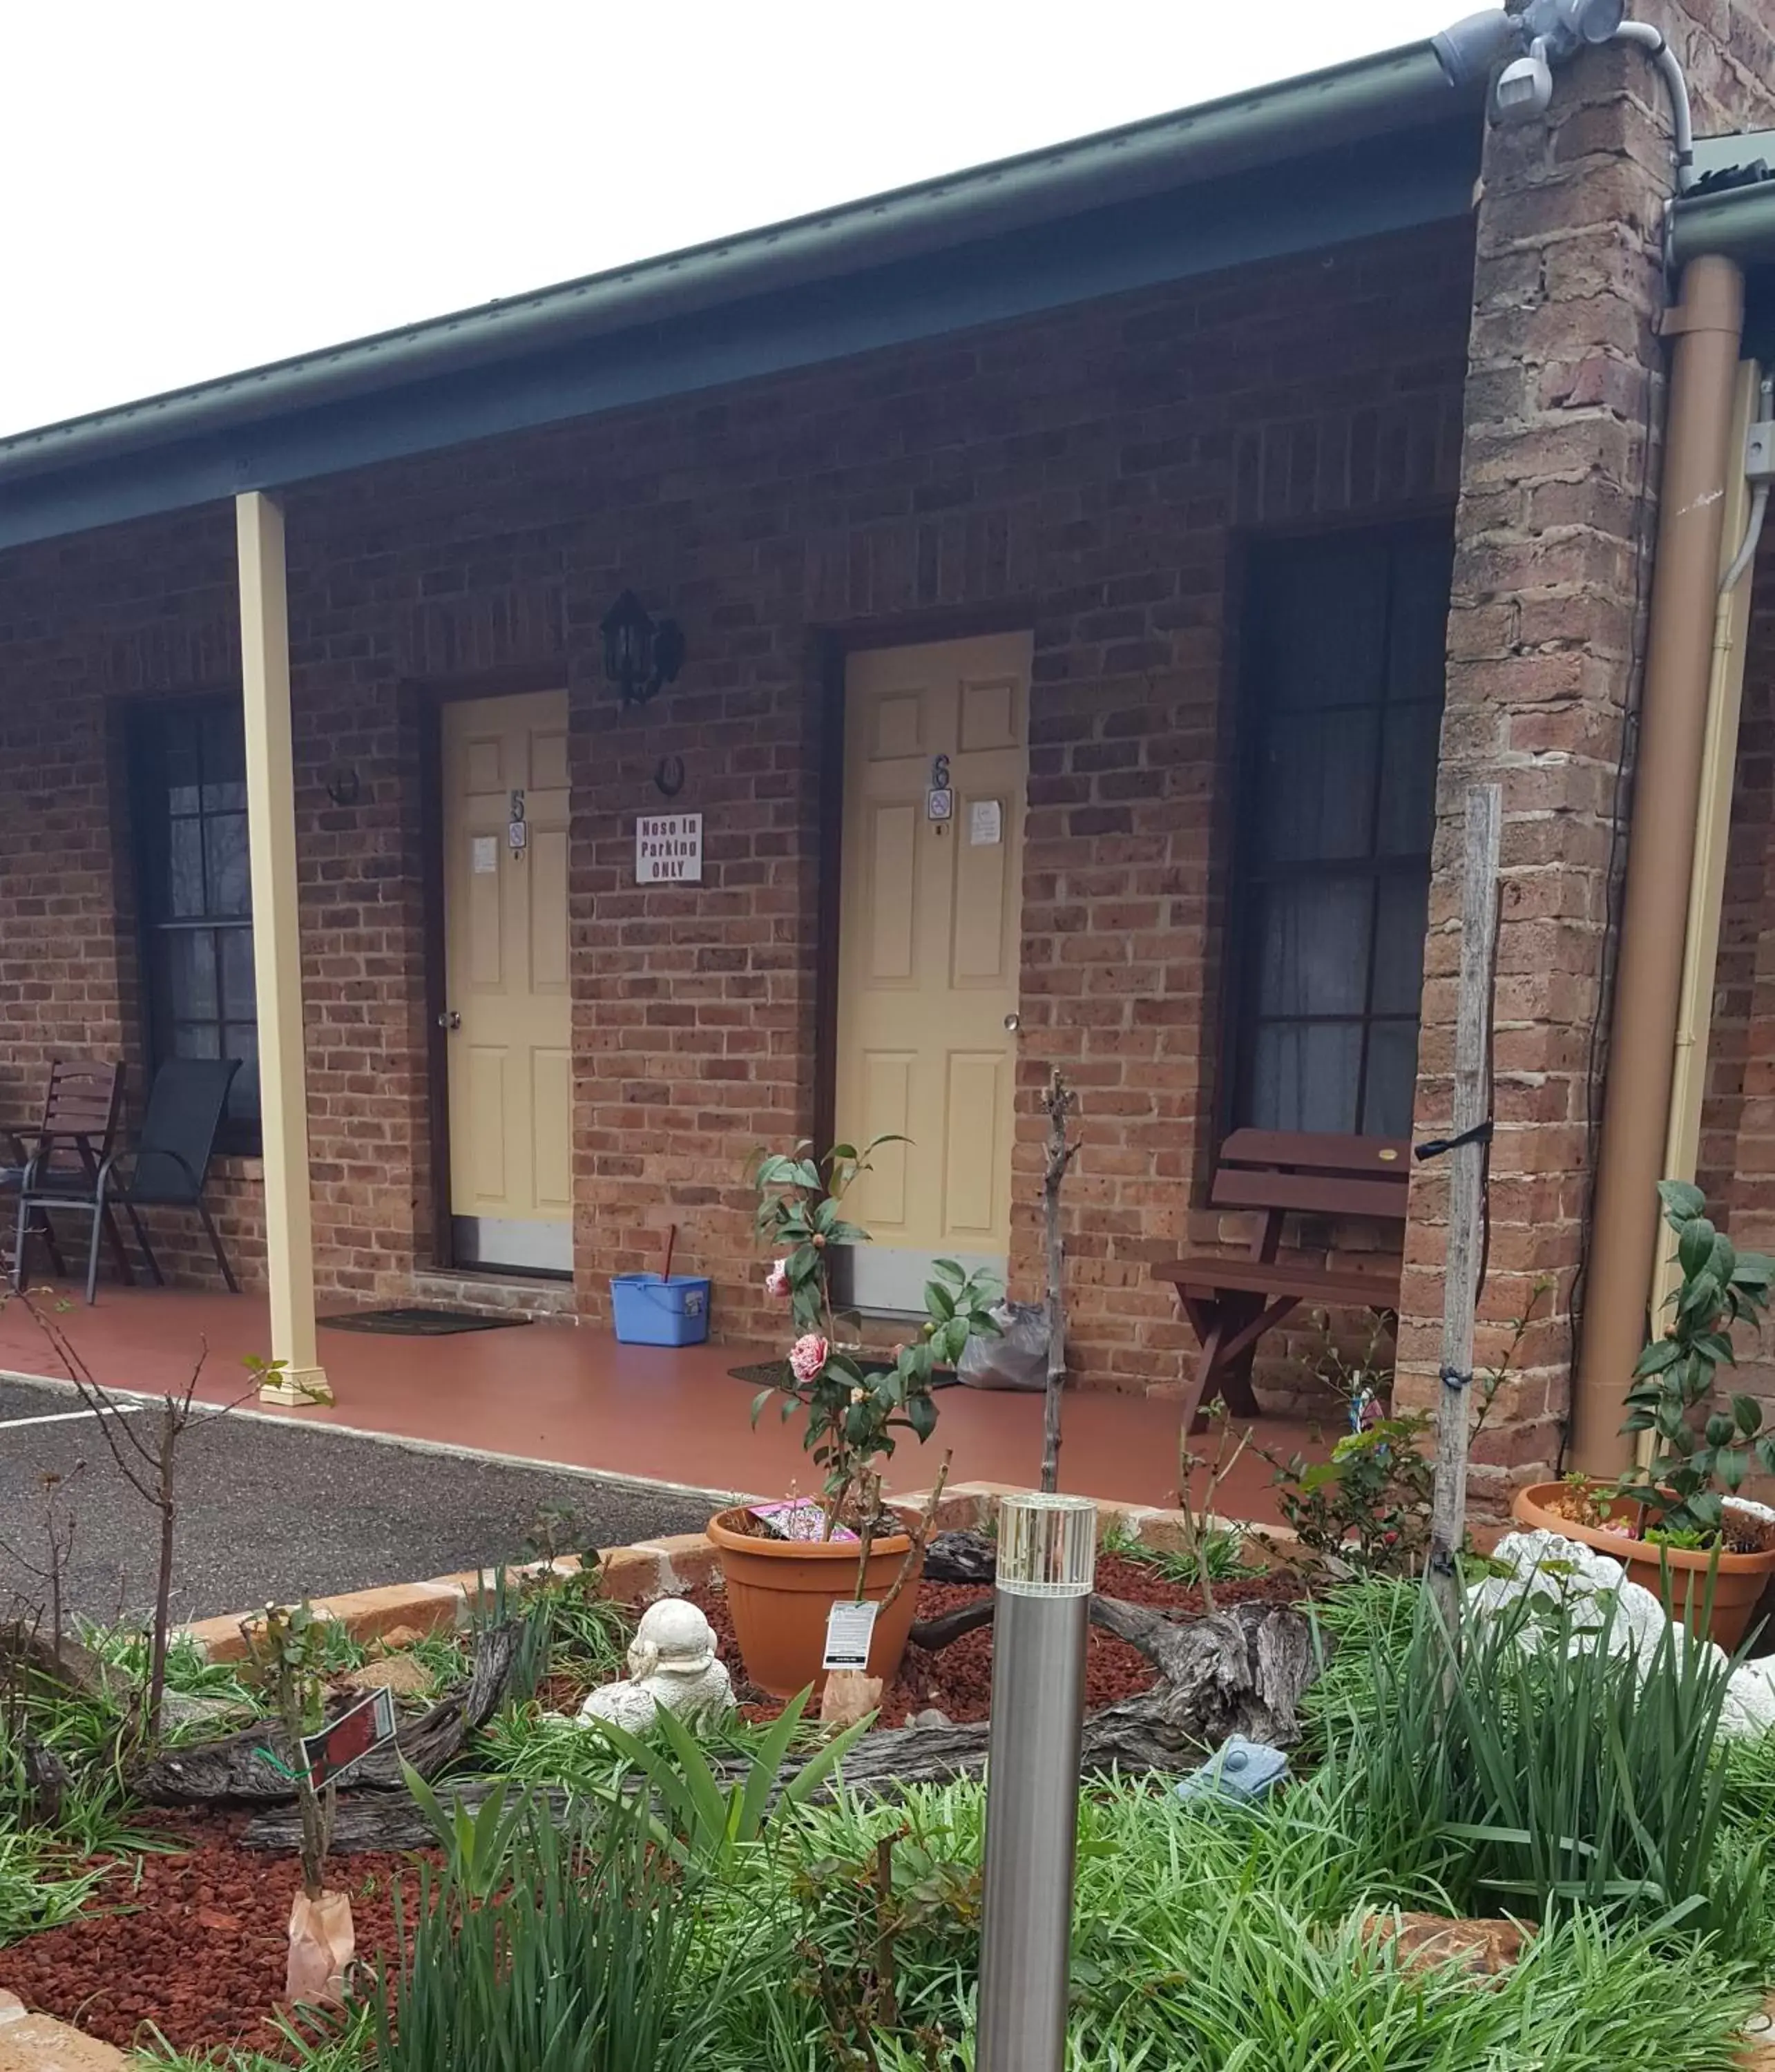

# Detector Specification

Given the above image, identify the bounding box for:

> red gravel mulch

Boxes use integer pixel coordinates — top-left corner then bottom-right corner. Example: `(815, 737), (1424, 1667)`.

(686, 1552), (1309, 1726)
(0, 1810), (432, 2060)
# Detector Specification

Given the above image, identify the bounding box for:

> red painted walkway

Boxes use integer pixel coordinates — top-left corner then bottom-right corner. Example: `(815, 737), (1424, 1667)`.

(0, 1285), (1324, 1525)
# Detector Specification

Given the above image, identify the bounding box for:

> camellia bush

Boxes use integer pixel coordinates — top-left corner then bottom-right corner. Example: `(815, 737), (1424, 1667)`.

(1617, 1179), (1775, 1543)
(752, 1138), (1000, 1531)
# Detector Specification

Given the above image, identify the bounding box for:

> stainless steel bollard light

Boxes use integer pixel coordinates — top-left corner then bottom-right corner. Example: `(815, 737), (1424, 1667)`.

(976, 1492), (1097, 2072)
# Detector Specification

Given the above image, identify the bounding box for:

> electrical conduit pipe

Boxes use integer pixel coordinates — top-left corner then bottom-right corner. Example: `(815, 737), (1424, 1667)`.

(1569, 252), (1744, 1474)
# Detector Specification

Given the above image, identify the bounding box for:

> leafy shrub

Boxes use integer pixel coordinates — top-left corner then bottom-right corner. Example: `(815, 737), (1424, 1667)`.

(1267, 1411), (1436, 1573)
(1619, 1178), (1775, 1542)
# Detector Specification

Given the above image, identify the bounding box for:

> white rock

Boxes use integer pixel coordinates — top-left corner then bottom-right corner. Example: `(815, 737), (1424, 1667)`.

(1477, 1527), (1775, 1739)
(576, 1597), (734, 1736)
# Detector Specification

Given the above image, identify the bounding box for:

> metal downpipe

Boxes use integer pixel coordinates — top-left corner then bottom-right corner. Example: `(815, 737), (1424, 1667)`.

(1569, 252), (1745, 1473)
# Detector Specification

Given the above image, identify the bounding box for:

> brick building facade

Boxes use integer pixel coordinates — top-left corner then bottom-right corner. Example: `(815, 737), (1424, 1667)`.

(0, 217), (1475, 1379)
(7, 5), (1775, 1505)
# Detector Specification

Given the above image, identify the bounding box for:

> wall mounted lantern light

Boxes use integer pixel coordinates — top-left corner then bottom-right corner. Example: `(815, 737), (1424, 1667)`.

(601, 590), (686, 709)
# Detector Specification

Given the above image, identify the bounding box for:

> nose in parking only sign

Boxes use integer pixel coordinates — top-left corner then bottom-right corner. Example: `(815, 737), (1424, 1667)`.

(635, 812), (703, 885)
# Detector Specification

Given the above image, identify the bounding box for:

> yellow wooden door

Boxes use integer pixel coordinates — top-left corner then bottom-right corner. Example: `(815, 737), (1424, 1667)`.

(441, 690), (573, 1275)
(835, 633), (1031, 1311)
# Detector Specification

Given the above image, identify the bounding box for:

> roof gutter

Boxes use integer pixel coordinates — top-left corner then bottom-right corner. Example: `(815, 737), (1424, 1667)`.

(0, 41), (1466, 487)
(1670, 183), (1775, 268)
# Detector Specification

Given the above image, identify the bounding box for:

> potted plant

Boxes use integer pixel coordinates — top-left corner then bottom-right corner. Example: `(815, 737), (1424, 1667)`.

(1512, 1180), (1775, 1646)
(707, 1139), (1001, 1698)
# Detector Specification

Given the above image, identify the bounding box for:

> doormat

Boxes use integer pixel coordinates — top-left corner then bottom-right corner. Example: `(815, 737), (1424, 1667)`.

(320, 1307), (532, 1336)
(729, 1359), (959, 1391)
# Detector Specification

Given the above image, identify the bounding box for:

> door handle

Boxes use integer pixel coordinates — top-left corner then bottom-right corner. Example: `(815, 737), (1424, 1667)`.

(437, 1011), (461, 1032)
(1003, 1013), (1021, 1034)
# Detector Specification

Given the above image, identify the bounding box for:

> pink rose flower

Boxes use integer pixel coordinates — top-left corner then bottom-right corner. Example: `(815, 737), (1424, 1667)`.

(789, 1332), (829, 1384)
(764, 1259), (790, 1299)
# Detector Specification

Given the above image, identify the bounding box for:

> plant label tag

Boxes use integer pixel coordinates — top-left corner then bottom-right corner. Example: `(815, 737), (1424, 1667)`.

(823, 1598), (879, 1672)
(300, 1685), (397, 1787)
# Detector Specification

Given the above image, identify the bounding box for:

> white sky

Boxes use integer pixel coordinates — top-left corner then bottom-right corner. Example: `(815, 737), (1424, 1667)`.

(0, 0), (1474, 438)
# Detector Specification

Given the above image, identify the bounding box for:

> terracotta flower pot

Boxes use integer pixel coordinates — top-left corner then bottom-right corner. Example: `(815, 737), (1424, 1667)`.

(706, 1506), (923, 1699)
(1510, 1481), (1775, 1650)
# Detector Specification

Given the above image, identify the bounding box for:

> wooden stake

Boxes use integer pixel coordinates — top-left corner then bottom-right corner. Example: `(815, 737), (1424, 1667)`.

(1039, 1071), (1082, 1495)
(1426, 785), (1503, 1640)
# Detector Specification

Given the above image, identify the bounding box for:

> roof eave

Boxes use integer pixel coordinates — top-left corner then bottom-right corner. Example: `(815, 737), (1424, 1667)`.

(0, 38), (1469, 488)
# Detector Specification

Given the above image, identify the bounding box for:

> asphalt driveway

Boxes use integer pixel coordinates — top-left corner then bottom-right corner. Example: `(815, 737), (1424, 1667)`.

(0, 1374), (720, 1627)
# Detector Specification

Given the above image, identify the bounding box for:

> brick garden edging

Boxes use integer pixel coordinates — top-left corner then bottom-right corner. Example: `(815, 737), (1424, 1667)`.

(178, 1480), (1294, 1660)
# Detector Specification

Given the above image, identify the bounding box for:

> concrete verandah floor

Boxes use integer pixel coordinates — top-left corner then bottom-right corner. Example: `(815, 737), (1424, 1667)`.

(0, 1283), (1323, 1526)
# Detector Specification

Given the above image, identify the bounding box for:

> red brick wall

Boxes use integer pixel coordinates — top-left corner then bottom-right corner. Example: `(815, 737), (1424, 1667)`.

(1394, 1), (1775, 1509)
(0, 217), (1473, 1394)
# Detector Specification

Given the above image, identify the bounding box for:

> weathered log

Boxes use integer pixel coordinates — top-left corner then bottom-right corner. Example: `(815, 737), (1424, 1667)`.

(912, 1592), (1318, 1756)
(241, 1600), (1319, 1853)
(908, 1599), (996, 1651)
(1090, 1596), (1318, 1747)
(921, 1531), (997, 1586)
(245, 1776), (554, 1853)
(132, 1623), (519, 1805)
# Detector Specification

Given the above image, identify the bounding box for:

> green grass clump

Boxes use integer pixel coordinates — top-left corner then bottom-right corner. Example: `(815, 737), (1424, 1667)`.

(374, 1793), (749, 2072)
(1100, 1524), (1260, 1588)
(0, 1828), (108, 1946)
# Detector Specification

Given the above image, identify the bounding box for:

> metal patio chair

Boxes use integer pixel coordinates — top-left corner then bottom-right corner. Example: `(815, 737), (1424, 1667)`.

(13, 1057), (242, 1304)
(4, 1058), (129, 1289)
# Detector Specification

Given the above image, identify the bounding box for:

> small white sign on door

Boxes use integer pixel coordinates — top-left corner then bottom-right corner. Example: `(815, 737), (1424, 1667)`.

(969, 798), (1003, 847)
(470, 835), (499, 875)
(636, 812), (704, 885)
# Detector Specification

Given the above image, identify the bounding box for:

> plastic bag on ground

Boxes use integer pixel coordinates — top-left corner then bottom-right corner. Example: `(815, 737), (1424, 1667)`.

(958, 1301), (1048, 1391)
(287, 1888), (354, 2007)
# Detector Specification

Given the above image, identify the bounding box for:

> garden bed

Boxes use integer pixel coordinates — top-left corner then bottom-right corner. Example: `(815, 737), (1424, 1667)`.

(0, 1546), (1301, 2061)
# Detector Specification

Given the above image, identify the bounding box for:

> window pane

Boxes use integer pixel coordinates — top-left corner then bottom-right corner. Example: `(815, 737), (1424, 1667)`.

(164, 932), (218, 1021)
(1361, 1021), (1421, 1138)
(1252, 542), (1389, 712)
(1258, 709), (1379, 864)
(1256, 878), (1372, 1017)
(1249, 1021), (1363, 1133)
(1372, 874), (1432, 1016)
(1385, 535), (1454, 705)
(173, 1022), (221, 1059)
(204, 812), (251, 917)
(1375, 699), (1442, 857)
(200, 704), (247, 811)
(168, 818), (205, 918)
(219, 928), (257, 1021)
(221, 1025), (260, 1124)
(163, 715), (202, 816)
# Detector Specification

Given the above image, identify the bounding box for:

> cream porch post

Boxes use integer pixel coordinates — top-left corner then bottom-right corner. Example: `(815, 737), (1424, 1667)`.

(236, 489), (333, 1407)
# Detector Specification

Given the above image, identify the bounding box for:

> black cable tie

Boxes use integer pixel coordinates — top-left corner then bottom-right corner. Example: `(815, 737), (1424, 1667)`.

(1414, 1119), (1495, 1163)
(1440, 1364), (1472, 1392)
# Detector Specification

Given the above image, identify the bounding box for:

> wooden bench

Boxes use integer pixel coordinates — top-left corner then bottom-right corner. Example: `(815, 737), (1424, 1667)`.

(1151, 1129), (1409, 1431)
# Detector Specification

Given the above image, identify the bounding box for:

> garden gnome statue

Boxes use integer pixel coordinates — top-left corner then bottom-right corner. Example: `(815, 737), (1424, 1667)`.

(577, 1597), (733, 1734)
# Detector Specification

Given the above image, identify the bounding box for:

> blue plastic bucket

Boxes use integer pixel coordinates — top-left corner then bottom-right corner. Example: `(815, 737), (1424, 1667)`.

(609, 1272), (711, 1347)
